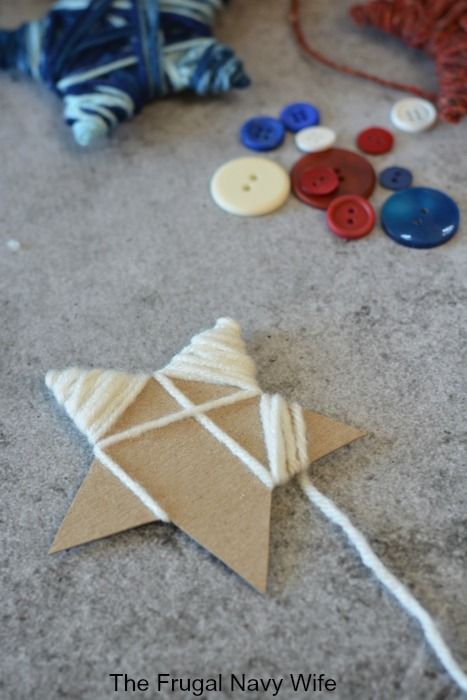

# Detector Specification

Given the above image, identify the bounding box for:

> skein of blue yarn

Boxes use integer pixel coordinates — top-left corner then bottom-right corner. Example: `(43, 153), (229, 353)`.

(0, 0), (250, 146)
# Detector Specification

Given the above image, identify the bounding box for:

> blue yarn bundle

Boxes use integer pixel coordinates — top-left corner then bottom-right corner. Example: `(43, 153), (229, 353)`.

(0, 0), (250, 146)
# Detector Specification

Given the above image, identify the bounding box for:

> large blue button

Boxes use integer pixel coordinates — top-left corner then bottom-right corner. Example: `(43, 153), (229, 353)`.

(240, 116), (285, 151)
(379, 166), (413, 191)
(382, 187), (460, 249)
(280, 102), (320, 133)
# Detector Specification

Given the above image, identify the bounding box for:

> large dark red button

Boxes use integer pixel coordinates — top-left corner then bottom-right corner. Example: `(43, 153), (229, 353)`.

(291, 148), (376, 210)
(356, 127), (394, 155)
(326, 195), (376, 240)
(299, 167), (339, 195)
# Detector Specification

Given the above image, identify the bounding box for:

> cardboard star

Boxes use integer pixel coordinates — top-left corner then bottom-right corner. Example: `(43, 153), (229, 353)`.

(46, 319), (364, 591)
(0, 0), (249, 146)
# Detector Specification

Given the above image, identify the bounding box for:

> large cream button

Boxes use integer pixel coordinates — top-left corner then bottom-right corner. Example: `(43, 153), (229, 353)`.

(210, 157), (290, 216)
(295, 126), (336, 153)
(390, 98), (437, 133)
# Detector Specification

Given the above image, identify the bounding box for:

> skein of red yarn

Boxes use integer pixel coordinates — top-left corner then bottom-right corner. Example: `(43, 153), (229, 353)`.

(289, 0), (467, 124)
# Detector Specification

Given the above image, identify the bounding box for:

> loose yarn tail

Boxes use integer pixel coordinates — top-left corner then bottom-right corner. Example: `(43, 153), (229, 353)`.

(289, 0), (467, 123)
(350, 0), (467, 123)
(299, 472), (467, 694)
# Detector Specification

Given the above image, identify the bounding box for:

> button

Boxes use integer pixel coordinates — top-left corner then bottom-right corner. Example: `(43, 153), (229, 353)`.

(379, 166), (413, 190)
(390, 98), (437, 133)
(326, 195), (376, 240)
(280, 102), (320, 132)
(295, 126), (336, 153)
(291, 148), (376, 210)
(299, 167), (339, 196)
(357, 127), (394, 155)
(381, 187), (459, 248)
(240, 116), (285, 151)
(210, 156), (290, 216)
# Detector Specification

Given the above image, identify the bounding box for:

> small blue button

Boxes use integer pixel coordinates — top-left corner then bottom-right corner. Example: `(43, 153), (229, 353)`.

(240, 116), (285, 151)
(382, 187), (460, 249)
(379, 166), (413, 190)
(280, 102), (320, 133)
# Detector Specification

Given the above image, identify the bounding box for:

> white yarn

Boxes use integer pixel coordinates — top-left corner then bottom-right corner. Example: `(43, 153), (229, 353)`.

(94, 444), (170, 522)
(155, 371), (273, 489)
(162, 317), (259, 391)
(46, 319), (466, 693)
(45, 368), (148, 443)
(260, 394), (308, 485)
(299, 473), (467, 693)
(98, 387), (260, 449)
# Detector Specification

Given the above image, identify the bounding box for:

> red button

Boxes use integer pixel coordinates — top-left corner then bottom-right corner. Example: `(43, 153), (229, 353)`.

(299, 167), (339, 195)
(356, 127), (394, 155)
(326, 195), (376, 240)
(291, 148), (376, 210)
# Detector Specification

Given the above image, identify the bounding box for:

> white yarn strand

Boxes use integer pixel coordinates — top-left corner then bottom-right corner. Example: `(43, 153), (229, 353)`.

(45, 319), (466, 694)
(94, 445), (169, 522)
(162, 318), (259, 391)
(98, 388), (259, 449)
(299, 472), (467, 694)
(155, 372), (274, 490)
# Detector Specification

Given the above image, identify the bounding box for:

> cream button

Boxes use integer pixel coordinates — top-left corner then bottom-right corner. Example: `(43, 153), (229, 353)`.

(210, 157), (290, 216)
(295, 126), (336, 153)
(390, 98), (437, 133)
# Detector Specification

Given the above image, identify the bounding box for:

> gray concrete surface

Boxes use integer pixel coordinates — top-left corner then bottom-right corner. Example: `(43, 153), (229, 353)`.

(1, 1), (466, 699)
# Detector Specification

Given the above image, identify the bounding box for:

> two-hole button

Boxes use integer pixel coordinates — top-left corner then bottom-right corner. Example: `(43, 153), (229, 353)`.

(210, 156), (290, 216)
(382, 187), (460, 248)
(357, 127), (394, 155)
(379, 166), (413, 190)
(326, 194), (376, 240)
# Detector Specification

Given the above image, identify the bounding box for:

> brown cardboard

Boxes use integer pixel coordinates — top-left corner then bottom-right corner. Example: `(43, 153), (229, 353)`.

(50, 376), (364, 591)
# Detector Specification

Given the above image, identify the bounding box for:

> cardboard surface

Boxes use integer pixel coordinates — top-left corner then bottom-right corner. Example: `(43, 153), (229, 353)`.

(51, 376), (364, 590)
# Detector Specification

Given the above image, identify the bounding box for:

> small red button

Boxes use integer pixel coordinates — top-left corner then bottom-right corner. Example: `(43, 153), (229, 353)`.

(299, 167), (339, 196)
(326, 195), (376, 240)
(357, 127), (394, 155)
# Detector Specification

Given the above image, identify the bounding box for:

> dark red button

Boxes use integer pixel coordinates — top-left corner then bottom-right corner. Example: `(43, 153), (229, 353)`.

(356, 127), (394, 155)
(299, 167), (339, 195)
(291, 148), (376, 210)
(326, 195), (376, 240)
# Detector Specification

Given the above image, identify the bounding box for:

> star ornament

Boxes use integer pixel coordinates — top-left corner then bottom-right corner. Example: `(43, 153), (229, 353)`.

(0, 0), (249, 146)
(46, 319), (364, 591)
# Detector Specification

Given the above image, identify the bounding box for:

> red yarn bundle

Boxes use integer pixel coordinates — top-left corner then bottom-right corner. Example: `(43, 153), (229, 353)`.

(289, 0), (467, 123)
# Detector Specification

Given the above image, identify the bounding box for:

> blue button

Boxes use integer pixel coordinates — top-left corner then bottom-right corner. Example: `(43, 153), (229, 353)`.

(280, 102), (320, 133)
(240, 116), (285, 151)
(379, 166), (413, 190)
(382, 187), (460, 249)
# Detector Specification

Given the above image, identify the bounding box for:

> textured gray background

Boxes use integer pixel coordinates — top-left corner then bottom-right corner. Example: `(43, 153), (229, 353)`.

(1, 1), (466, 699)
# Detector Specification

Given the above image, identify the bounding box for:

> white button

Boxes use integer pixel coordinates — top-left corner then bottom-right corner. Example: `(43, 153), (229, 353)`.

(210, 157), (290, 216)
(390, 98), (437, 133)
(295, 126), (336, 153)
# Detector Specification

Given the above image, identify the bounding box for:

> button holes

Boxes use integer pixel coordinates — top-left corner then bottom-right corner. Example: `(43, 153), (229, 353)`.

(412, 218), (423, 225)
(348, 208), (355, 214)
(249, 174), (257, 181)
(420, 208), (428, 214)
(243, 185), (251, 192)
(347, 219), (355, 225)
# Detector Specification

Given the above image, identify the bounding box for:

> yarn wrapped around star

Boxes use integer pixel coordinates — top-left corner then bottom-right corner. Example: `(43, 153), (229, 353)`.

(0, 0), (250, 146)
